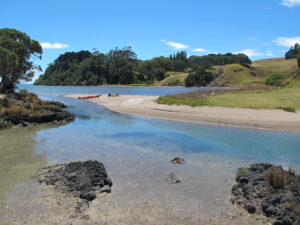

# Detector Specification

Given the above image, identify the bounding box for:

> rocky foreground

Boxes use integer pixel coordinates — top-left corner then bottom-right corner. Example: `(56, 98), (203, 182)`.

(232, 163), (300, 225)
(0, 90), (74, 128)
(37, 161), (113, 201)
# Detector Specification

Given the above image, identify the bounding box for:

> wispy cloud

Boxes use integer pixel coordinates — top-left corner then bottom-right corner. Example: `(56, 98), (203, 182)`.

(274, 36), (300, 47)
(248, 37), (257, 41)
(164, 41), (189, 50)
(40, 42), (69, 49)
(281, 0), (300, 7)
(266, 51), (274, 57)
(234, 49), (263, 57)
(192, 48), (207, 52)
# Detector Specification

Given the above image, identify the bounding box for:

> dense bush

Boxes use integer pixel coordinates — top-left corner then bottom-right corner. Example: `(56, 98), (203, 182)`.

(35, 48), (251, 86)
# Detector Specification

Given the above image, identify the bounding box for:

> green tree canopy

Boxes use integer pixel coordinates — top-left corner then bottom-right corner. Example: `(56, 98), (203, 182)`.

(0, 28), (42, 92)
(185, 66), (213, 87)
(297, 53), (300, 69)
(265, 74), (284, 90)
(285, 43), (300, 60)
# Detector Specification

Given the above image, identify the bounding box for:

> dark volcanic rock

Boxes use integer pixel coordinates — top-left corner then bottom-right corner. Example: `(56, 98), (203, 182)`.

(171, 157), (185, 164)
(37, 160), (112, 201)
(231, 163), (300, 225)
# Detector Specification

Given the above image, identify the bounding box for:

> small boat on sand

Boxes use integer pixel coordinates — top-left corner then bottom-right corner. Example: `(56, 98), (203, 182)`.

(78, 94), (102, 100)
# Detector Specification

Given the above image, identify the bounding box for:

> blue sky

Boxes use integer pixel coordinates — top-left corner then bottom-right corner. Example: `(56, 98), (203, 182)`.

(1, 0), (300, 81)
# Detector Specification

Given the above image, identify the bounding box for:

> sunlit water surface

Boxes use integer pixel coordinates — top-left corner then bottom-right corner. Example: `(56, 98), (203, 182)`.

(0, 85), (300, 222)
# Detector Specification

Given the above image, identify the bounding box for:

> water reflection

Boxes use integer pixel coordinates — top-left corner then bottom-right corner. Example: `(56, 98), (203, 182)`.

(0, 125), (49, 203)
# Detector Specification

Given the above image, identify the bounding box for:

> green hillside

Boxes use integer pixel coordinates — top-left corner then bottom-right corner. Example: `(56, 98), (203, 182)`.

(155, 71), (188, 86)
(208, 58), (299, 88)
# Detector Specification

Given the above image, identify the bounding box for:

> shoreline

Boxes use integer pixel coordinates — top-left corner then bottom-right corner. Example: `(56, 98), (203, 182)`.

(65, 94), (300, 132)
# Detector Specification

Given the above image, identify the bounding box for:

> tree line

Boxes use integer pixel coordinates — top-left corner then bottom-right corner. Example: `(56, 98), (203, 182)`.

(35, 48), (252, 86)
(0, 28), (253, 92)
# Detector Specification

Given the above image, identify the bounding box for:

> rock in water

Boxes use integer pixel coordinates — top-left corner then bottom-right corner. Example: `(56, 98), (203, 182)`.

(37, 160), (112, 201)
(165, 173), (180, 184)
(171, 157), (185, 164)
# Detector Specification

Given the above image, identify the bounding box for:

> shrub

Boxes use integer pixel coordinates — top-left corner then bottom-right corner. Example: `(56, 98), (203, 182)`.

(19, 89), (28, 96)
(236, 168), (249, 181)
(25, 93), (39, 102)
(265, 74), (284, 90)
(266, 167), (289, 189)
(276, 107), (296, 113)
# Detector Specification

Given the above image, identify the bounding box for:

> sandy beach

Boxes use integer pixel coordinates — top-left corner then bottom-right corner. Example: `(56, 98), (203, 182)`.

(66, 94), (300, 132)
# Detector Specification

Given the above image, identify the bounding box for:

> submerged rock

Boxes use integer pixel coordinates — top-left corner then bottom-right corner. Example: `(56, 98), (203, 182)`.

(171, 157), (185, 164)
(37, 160), (112, 201)
(165, 173), (180, 184)
(231, 163), (300, 225)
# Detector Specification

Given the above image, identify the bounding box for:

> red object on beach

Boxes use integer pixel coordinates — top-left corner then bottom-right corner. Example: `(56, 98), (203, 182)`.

(78, 94), (102, 100)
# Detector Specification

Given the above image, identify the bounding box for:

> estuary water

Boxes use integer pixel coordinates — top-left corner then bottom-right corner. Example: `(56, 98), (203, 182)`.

(0, 84), (300, 224)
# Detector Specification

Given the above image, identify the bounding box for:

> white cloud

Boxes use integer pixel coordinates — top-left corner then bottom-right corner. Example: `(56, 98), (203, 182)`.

(266, 51), (274, 57)
(161, 39), (166, 43)
(40, 42), (69, 49)
(281, 0), (300, 7)
(165, 41), (189, 50)
(248, 37), (256, 41)
(192, 48), (207, 52)
(274, 36), (300, 47)
(234, 49), (263, 57)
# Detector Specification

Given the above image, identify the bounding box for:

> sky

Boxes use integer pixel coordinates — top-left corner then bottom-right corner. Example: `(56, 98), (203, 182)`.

(1, 0), (300, 81)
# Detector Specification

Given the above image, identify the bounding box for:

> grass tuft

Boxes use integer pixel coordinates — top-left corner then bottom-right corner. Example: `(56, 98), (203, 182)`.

(236, 168), (249, 181)
(266, 167), (290, 189)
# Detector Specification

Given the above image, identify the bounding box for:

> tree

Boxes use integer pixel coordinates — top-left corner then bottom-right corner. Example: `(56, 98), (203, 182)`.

(297, 53), (300, 69)
(106, 47), (138, 84)
(265, 74), (284, 90)
(185, 66), (213, 87)
(0, 28), (42, 93)
(285, 43), (300, 60)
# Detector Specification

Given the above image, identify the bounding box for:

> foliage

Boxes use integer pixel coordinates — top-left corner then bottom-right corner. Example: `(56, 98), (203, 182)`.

(0, 28), (42, 93)
(236, 168), (249, 181)
(298, 53), (300, 69)
(285, 43), (300, 60)
(35, 47), (252, 86)
(169, 51), (188, 71)
(106, 47), (138, 84)
(188, 53), (251, 70)
(137, 56), (172, 82)
(185, 66), (213, 87)
(276, 107), (296, 113)
(265, 74), (284, 89)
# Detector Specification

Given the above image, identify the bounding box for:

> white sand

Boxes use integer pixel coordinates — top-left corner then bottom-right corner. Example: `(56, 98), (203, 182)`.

(66, 94), (300, 132)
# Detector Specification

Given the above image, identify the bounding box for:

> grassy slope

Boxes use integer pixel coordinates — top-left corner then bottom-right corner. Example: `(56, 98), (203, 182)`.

(157, 88), (300, 110)
(209, 58), (299, 88)
(155, 71), (188, 86)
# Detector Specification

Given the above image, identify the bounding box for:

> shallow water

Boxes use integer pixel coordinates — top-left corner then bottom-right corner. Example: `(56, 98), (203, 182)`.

(1, 85), (300, 223)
